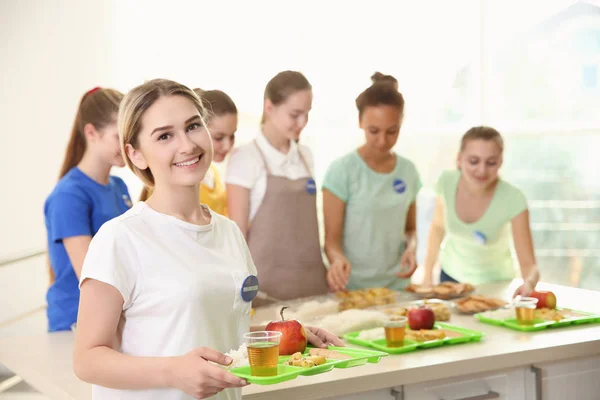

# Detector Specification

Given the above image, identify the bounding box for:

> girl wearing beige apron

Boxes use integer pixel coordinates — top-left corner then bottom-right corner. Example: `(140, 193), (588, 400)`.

(226, 71), (328, 305)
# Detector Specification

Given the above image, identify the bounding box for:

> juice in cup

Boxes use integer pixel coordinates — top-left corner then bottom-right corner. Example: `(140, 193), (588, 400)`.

(384, 316), (407, 347)
(243, 331), (282, 377)
(515, 297), (539, 325)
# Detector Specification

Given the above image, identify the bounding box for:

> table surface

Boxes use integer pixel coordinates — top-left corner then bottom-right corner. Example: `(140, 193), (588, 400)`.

(1, 280), (599, 400)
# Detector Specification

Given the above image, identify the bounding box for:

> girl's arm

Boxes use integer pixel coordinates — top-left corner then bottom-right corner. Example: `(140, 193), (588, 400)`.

(323, 189), (351, 292)
(63, 236), (92, 278)
(421, 196), (446, 285)
(74, 279), (245, 398)
(398, 202), (418, 278)
(512, 210), (540, 296)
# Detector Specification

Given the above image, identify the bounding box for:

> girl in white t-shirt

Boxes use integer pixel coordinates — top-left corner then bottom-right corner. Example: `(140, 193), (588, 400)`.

(73, 79), (342, 400)
(226, 71), (329, 304)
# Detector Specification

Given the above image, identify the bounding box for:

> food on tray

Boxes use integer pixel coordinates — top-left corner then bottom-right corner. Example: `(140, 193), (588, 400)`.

(408, 306), (435, 330)
(284, 352), (327, 368)
(534, 308), (565, 321)
(313, 309), (388, 336)
(530, 290), (557, 309)
(379, 306), (408, 317)
(225, 343), (249, 369)
(336, 287), (396, 310)
(479, 308), (516, 320)
(265, 307), (307, 355)
(308, 348), (353, 360)
(357, 327), (386, 341)
(405, 329), (446, 342)
(455, 295), (508, 314)
(405, 282), (475, 299)
(441, 329), (464, 339)
(416, 300), (451, 321)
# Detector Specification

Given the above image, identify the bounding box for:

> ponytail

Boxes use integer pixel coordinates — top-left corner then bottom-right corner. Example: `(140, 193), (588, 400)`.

(49, 87), (123, 284)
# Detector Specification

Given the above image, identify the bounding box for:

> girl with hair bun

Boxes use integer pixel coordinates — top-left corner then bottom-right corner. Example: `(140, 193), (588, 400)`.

(323, 72), (422, 292)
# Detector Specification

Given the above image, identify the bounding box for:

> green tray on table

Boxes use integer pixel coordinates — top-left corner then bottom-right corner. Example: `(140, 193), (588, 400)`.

(343, 322), (485, 354)
(475, 307), (600, 332)
(230, 346), (387, 385)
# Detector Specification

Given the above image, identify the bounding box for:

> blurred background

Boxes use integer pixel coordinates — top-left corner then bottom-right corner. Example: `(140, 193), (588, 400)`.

(0, 1), (599, 386)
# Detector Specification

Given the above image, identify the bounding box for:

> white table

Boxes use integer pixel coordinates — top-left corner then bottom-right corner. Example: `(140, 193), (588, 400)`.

(1, 280), (599, 399)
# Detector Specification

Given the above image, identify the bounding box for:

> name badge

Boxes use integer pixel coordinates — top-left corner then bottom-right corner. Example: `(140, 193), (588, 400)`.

(241, 275), (259, 302)
(306, 178), (317, 195)
(393, 179), (406, 194)
(473, 231), (487, 245)
(122, 194), (133, 208)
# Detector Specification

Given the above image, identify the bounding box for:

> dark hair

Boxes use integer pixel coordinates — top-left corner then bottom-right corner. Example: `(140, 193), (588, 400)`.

(460, 126), (504, 152)
(355, 72), (404, 119)
(58, 88), (123, 179)
(193, 89), (237, 121)
(262, 70), (312, 123)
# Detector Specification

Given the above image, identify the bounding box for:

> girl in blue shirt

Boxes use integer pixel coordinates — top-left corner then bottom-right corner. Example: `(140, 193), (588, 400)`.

(44, 87), (132, 332)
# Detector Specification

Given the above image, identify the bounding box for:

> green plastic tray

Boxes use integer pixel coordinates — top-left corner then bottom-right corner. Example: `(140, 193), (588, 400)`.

(278, 355), (338, 376)
(343, 323), (485, 354)
(230, 346), (388, 384)
(316, 346), (389, 368)
(475, 308), (600, 332)
(230, 365), (301, 385)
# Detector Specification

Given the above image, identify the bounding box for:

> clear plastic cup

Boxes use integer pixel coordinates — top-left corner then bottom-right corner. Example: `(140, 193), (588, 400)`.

(243, 331), (282, 376)
(514, 297), (539, 325)
(384, 316), (407, 347)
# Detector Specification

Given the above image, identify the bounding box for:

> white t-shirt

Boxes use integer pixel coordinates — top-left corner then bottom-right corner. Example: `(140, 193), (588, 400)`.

(79, 202), (256, 400)
(225, 131), (313, 221)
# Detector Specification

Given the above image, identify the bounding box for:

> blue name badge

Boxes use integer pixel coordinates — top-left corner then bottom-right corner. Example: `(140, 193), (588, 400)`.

(393, 179), (406, 194)
(306, 178), (317, 195)
(122, 194), (133, 208)
(241, 275), (259, 302)
(473, 231), (487, 245)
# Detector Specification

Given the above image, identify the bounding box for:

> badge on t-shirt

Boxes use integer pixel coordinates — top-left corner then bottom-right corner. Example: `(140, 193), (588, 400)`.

(473, 231), (487, 245)
(393, 179), (406, 194)
(122, 194), (133, 208)
(306, 178), (317, 195)
(241, 275), (259, 302)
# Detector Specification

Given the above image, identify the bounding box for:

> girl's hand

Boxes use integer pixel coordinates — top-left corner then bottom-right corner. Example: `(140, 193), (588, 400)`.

(168, 347), (247, 399)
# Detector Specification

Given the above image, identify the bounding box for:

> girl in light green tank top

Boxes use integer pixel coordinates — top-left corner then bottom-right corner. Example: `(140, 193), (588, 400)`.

(422, 126), (540, 297)
(323, 72), (421, 292)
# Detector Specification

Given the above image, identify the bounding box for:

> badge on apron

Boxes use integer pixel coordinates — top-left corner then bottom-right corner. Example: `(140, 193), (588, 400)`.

(241, 275), (259, 302)
(393, 179), (406, 194)
(473, 231), (487, 245)
(306, 178), (317, 195)
(122, 194), (133, 208)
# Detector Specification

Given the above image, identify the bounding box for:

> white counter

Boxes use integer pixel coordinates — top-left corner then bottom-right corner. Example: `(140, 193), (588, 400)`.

(1, 280), (599, 400)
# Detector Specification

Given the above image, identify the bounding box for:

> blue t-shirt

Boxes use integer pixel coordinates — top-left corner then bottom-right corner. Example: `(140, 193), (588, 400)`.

(44, 167), (132, 332)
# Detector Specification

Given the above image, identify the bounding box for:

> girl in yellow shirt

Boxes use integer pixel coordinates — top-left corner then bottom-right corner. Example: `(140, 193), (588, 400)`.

(139, 88), (237, 216)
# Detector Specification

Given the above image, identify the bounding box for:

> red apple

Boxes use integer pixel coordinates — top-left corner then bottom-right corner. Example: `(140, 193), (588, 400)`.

(265, 307), (308, 355)
(529, 290), (557, 309)
(408, 306), (435, 330)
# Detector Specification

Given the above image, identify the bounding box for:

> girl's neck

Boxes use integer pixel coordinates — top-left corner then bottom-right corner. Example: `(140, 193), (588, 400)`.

(358, 145), (394, 165)
(146, 184), (210, 226)
(77, 152), (112, 185)
(262, 122), (290, 154)
(460, 175), (499, 197)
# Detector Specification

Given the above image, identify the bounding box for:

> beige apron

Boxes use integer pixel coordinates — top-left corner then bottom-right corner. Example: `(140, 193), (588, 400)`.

(248, 141), (328, 306)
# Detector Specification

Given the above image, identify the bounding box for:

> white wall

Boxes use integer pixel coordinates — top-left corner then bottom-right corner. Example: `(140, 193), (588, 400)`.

(0, 1), (115, 260)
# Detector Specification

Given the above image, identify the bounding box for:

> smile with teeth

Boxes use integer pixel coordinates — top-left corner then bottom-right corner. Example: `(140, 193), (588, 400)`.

(174, 155), (202, 167)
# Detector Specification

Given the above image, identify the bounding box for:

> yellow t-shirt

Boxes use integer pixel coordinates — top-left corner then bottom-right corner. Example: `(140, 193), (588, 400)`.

(200, 164), (228, 217)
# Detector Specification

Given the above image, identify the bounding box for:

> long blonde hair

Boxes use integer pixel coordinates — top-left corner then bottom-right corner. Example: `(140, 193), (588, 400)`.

(118, 79), (208, 188)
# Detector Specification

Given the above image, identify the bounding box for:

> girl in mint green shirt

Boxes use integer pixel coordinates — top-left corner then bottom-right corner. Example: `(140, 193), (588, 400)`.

(323, 72), (422, 292)
(422, 126), (540, 296)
